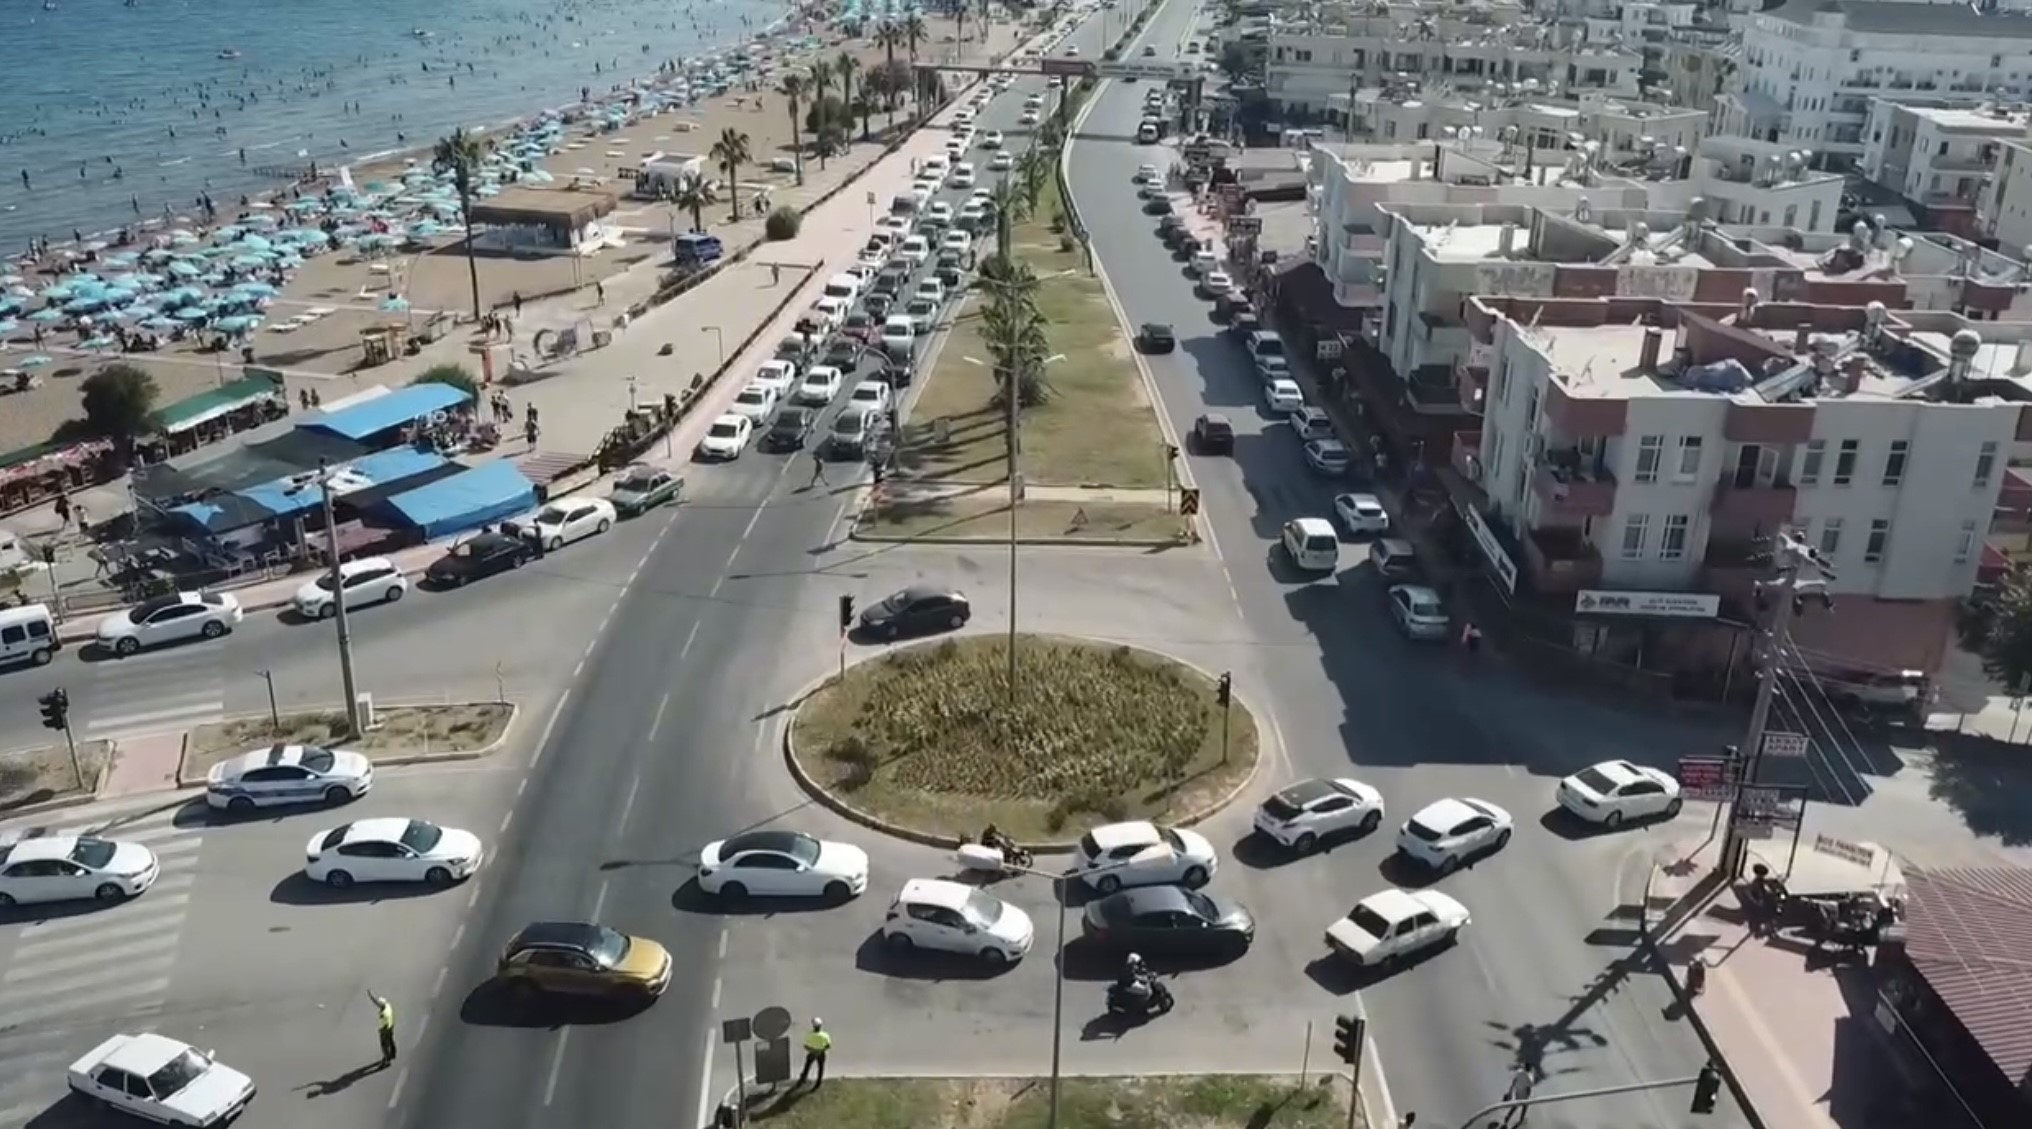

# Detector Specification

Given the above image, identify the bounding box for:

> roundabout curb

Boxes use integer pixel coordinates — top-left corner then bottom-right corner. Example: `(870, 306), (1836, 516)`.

(779, 633), (1264, 854)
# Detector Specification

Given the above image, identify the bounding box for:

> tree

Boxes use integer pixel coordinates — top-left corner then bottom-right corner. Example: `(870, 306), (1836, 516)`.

(904, 14), (929, 108)
(835, 52), (862, 137)
(82, 364), (159, 458)
(851, 92), (878, 142)
(804, 95), (853, 169)
(710, 127), (752, 224)
(1015, 145), (1050, 215)
(955, 0), (968, 50)
(1217, 41), (1251, 84)
(875, 23), (905, 122)
(1961, 570), (2032, 691)
(433, 129), (488, 319)
(414, 364), (480, 400)
(778, 74), (806, 187)
(764, 207), (802, 241)
(979, 264), (1053, 408)
(671, 171), (711, 233)
(810, 58), (835, 107)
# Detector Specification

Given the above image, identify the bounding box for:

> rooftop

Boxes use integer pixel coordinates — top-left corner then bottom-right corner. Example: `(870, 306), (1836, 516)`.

(1899, 104), (2032, 133)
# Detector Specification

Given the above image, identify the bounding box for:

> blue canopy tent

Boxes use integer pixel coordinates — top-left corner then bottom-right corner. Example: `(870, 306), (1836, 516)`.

(382, 461), (537, 540)
(165, 493), (285, 537)
(299, 383), (472, 445)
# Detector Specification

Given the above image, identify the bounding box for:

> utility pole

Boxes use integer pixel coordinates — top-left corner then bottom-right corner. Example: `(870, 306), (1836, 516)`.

(1005, 355), (1021, 700)
(1718, 527), (1834, 879)
(304, 460), (364, 736)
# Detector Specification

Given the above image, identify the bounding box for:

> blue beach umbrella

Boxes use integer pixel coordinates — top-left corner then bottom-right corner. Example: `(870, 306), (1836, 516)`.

(234, 281), (279, 298)
(239, 234), (274, 252)
(62, 297), (104, 314)
(80, 336), (116, 351)
(175, 307), (210, 323)
(0, 298), (19, 316)
(142, 317), (180, 332)
(166, 260), (202, 278)
(214, 315), (262, 333)
(20, 354), (53, 367)
(379, 296), (410, 312)
(0, 319), (17, 335)
(38, 285), (73, 301)
(28, 308), (65, 323)
(229, 254), (269, 270)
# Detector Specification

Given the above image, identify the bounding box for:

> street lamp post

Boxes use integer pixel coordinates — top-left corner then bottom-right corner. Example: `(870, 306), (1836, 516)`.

(702, 324), (725, 368)
(293, 460), (363, 735)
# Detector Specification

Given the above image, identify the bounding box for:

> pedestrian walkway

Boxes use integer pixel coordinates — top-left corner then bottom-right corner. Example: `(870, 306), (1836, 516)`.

(0, 802), (206, 1126)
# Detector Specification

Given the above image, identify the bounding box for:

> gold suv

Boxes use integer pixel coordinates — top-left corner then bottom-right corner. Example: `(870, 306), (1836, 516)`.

(497, 921), (672, 1000)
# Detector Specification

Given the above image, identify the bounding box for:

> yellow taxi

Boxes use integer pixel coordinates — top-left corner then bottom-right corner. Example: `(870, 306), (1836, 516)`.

(496, 921), (672, 1001)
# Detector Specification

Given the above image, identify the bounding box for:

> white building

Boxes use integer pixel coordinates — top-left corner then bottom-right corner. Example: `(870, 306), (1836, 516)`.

(1350, 87), (1708, 157)
(1861, 99), (2029, 232)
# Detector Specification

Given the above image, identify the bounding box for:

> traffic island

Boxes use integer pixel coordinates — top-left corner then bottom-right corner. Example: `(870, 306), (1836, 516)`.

(853, 484), (1190, 545)
(176, 702), (518, 783)
(731, 1074), (1362, 1129)
(787, 635), (1257, 846)
(0, 740), (113, 814)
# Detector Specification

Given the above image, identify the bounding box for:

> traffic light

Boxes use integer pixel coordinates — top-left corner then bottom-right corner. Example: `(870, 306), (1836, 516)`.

(1331, 1013), (1365, 1065)
(1216, 672), (1232, 708)
(1165, 443), (1180, 461)
(38, 688), (69, 732)
(1690, 1062), (1721, 1114)
(838, 595), (855, 634)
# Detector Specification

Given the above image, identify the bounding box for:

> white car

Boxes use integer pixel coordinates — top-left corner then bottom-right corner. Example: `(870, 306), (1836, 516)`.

(1071, 820), (1218, 893)
(205, 743), (373, 812)
(0, 834), (159, 905)
(729, 381), (780, 422)
(904, 296), (938, 332)
(1306, 439), (1352, 477)
(926, 201), (954, 226)
(1202, 269), (1234, 296)
(876, 214), (910, 237)
(990, 151), (1014, 171)
(1334, 492), (1389, 535)
(1136, 163), (1160, 182)
(951, 162), (976, 188)
(1253, 777), (1385, 853)
(796, 364), (844, 405)
(881, 877), (1035, 964)
(96, 591), (242, 656)
(1023, 94), (1044, 109)
(68, 1034), (255, 1128)
(1388, 583), (1451, 641)
(846, 380), (892, 414)
(960, 200), (988, 225)
(941, 230), (972, 256)
(1019, 109), (1041, 126)
(980, 130), (1004, 149)
(1395, 797), (1514, 874)
(291, 557), (407, 620)
(1190, 250), (1217, 276)
(1324, 888), (1471, 966)
(1264, 379), (1304, 413)
(898, 235), (931, 265)
(698, 414), (752, 460)
(697, 829), (870, 901)
(304, 817), (484, 887)
(524, 497), (616, 551)
(1557, 760), (1684, 827)
(752, 359), (798, 397)
(811, 296), (850, 330)
(913, 277), (945, 305)
(880, 315), (916, 354)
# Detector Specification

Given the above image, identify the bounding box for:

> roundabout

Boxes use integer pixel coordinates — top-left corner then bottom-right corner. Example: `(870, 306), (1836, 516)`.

(788, 634), (1260, 845)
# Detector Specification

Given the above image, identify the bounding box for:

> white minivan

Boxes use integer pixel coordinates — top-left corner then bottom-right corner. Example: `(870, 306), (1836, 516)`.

(0, 603), (60, 667)
(1282, 517), (1340, 573)
(822, 272), (864, 305)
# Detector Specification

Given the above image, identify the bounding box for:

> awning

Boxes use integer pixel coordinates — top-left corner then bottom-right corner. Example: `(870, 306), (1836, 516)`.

(300, 382), (472, 443)
(233, 447), (455, 523)
(382, 460), (536, 540)
(153, 371), (286, 435)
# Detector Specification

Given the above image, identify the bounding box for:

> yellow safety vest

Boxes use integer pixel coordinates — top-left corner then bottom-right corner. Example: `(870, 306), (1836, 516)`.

(803, 1029), (832, 1054)
(377, 1000), (395, 1033)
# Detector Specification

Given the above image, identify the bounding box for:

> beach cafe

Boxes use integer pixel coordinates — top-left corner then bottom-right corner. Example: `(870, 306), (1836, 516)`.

(468, 187), (620, 255)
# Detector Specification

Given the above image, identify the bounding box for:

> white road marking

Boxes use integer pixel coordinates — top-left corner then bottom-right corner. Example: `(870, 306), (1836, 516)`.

(693, 1028), (719, 1129)
(386, 1066), (409, 1111)
(590, 879), (609, 923)
(451, 923), (466, 950)
(431, 966), (449, 999)
(0, 977), (171, 1031)
(648, 691), (673, 742)
(543, 1028), (572, 1106)
(527, 687), (572, 769)
(498, 809), (515, 835)
(678, 623), (701, 662)
(717, 928), (729, 959)
(618, 772), (641, 833)
(466, 885), (482, 910)
(711, 977), (722, 1009)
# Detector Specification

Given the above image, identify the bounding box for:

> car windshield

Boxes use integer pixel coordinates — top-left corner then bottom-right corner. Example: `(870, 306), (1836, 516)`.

(772, 414), (805, 432)
(835, 415), (865, 437)
(709, 422), (740, 438)
(736, 389), (766, 403)
(1572, 767), (1618, 793)
(146, 1050), (210, 1098)
(400, 820), (444, 854)
(1158, 827), (1186, 853)
(618, 472), (658, 491)
(1410, 597), (1444, 617)
(1077, 832), (1102, 860)
(299, 747), (336, 773)
(535, 506), (569, 525)
(1344, 903), (1393, 939)
(1182, 890), (1218, 921)
(962, 888), (1007, 927)
(586, 926), (630, 967)
(68, 837), (116, 869)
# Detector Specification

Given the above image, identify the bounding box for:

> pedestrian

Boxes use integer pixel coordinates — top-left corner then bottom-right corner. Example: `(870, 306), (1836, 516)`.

(1686, 956), (1708, 998)
(595, 280), (606, 305)
(1502, 1066), (1534, 1127)
(513, 291), (524, 317)
(309, 388), (322, 408)
(369, 990), (397, 1066)
(809, 450), (827, 487)
(525, 417), (540, 447)
(53, 493), (70, 529)
(1461, 622), (1482, 655)
(298, 388), (312, 411)
(797, 1018), (831, 1089)
(771, 262), (781, 285)
(868, 456), (886, 484)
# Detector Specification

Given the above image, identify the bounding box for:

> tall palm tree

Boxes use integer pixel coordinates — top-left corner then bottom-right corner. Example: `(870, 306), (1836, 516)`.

(875, 23), (905, 122)
(810, 58), (835, 105)
(985, 177), (1027, 263)
(835, 52), (861, 133)
(904, 14), (929, 109)
(432, 128), (487, 319)
(851, 91), (877, 141)
(671, 172), (710, 233)
(778, 74), (806, 187)
(710, 127), (752, 224)
(1014, 145), (1050, 215)
(980, 262), (1052, 408)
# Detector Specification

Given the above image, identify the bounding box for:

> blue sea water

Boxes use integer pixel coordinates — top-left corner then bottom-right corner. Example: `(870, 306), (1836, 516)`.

(0, 0), (800, 250)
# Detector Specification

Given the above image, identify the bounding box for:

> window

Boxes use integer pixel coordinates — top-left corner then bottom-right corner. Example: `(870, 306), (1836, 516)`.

(1833, 440), (1858, 486)
(1819, 517), (1843, 558)
(1800, 440), (1825, 486)
(1865, 519), (1891, 563)
(1620, 514), (1651, 559)
(1955, 519), (1978, 564)
(1635, 435), (1663, 483)
(1882, 440), (1908, 487)
(1975, 440), (1999, 488)
(1660, 515), (1691, 560)
(1674, 437), (1704, 483)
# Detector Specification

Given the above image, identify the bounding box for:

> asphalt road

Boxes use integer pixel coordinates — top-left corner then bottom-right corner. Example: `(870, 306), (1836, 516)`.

(1061, 7), (1755, 1127)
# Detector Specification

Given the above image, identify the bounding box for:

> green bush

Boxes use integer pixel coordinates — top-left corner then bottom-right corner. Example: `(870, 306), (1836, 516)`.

(764, 206), (802, 240)
(414, 364), (480, 400)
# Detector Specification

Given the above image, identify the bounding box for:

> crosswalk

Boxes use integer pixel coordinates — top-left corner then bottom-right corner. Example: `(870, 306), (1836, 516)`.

(0, 805), (206, 1126)
(80, 645), (226, 743)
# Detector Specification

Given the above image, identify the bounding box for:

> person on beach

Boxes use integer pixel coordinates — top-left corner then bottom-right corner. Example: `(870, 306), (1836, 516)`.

(513, 292), (524, 317)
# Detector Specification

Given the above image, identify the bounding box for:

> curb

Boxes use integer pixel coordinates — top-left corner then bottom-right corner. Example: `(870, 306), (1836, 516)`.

(170, 700), (521, 788)
(779, 634), (1262, 853)
(1647, 879), (1771, 1129)
(849, 529), (1187, 548)
(54, 559), (440, 646)
(0, 789), (102, 823)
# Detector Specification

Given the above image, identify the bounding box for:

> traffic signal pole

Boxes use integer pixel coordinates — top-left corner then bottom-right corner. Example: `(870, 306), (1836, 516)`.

(40, 689), (79, 784)
(1449, 1069), (1714, 1128)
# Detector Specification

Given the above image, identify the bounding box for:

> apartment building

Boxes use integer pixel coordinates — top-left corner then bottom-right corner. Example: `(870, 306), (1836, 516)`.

(1861, 99), (2030, 234)
(1710, 0), (2032, 171)
(1350, 87), (1707, 158)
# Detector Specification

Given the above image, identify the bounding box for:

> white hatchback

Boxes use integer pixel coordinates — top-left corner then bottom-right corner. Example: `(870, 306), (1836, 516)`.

(1264, 379), (1304, 413)
(881, 877), (1035, 964)
(292, 557), (407, 620)
(697, 829), (870, 901)
(698, 414), (753, 460)
(1395, 797), (1513, 874)
(1557, 760), (1684, 827)
(1333, 492), (1389, 535)
(1071, 820), (1219, 893)
(304, 817), (484, 887)
(796, 365), (844, 405)
(1253, 777), (1385, 853)
(0, 835), (159, 905)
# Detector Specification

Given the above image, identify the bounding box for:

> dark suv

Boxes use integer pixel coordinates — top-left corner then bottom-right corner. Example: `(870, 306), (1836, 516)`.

(1192, 413), (1235, 455)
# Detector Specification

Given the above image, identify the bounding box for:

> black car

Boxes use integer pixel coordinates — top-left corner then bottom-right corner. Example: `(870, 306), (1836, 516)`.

(1192, 413), (1234, 455)
(935, 265), (965, 293)
(1138, 323), (1177, 353)
(1157, 215), (1186, 240)
(1080, 885), (1255, 959)
(823, 337), (862, 370)
(425, 531), (535, 587)
(763, 407), (816, 451)
(858, 583), (972, 639)
(1214, 294), (1253, 323)
(864, 292), (895, 320)
(872, 269), (907, 299)
(1143, 195), (1175, 216)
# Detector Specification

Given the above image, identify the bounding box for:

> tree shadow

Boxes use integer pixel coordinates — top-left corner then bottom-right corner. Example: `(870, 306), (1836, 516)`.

(1923, 734), (2032, 846)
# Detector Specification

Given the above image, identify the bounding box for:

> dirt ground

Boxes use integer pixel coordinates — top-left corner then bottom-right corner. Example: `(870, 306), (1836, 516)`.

(182, 702), (512, 773)
(737, 1074), (1361, 1129)
(0, 740), (111, 812)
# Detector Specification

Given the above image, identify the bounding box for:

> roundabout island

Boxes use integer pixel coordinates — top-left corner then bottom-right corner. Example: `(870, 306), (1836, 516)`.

(789, 634), (1260, 845)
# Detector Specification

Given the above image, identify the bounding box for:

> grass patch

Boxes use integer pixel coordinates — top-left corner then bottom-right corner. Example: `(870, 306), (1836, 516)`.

(742, 1076), (1357, 1129)
(856, 491), (1188, 542)
(0, 741), (112, 812)
(792, 634), (1255, 841)
(182, 703), (513, 775)
(899, 167), (1168, 489)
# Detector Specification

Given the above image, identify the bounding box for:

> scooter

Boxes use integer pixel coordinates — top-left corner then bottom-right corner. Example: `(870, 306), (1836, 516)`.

(1106, 978), (1173, 1019)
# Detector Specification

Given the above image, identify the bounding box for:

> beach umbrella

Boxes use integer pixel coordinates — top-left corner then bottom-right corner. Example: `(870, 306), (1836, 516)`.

(100, 287), (138, 304)
(379, 296), (410, 312)
(20, 354), (53, 368)
(0, 274), (20, 286)
(28, 308), (65, 323)
(239, 234), (274, 252)
(80, 336), (116, 351)
(0, 298), (19, 316)
(234, 281), (278, 298)
(62, 297), (104, 314)
(230, 254), (270, 269)
(0, 318), (16, 334)
(175, 307), (210, 323)
(243, 213), (278, 227)
(201, 271), (228, 286)
(166, 260), (201, 278)
(214, 314), (262, 333)
(6, 286), (32, 299)
(38, 285), (73, 301)
(276, 255), (303, 269)
(101, 252), (139, 267)
(170, 231), (200, 246)
(82, 240), (109, 253)
(142, 317), (180, 332)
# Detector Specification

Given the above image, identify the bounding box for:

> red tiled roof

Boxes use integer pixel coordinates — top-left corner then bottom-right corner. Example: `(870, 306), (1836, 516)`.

(1903, 866), (2032, 1081)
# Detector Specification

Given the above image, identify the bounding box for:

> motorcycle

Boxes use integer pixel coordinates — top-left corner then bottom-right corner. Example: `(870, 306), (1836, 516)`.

(955, 833), (1034, 874)
(1106, 978), (1173, 1019)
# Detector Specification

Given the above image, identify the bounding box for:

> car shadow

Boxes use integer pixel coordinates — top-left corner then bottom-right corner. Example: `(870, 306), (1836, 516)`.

(1375, 852), (1444, 890)
(1230, 831), (1306, 870)
(1538, 807), (1615, 842)
(851, 932), (1016, 981)
(1303, 953), (1397, 996)
(457, 979), (652, 1029)
(669, 878), (849, 917)
(268, 873), (452, 906)
(0, 898), (118, 927)
(22, 1091), (103, 1127)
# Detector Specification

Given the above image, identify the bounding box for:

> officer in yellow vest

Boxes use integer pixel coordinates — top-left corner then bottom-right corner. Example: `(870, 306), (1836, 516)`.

(370, 991), (397, 1066)
(797, 1017), (832, 1089)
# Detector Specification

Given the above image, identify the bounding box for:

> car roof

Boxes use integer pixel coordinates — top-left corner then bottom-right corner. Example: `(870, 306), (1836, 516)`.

(1199, 412), (1232, 426)
(1588, 760), (1648, 785)
(898, 877), (981, 911)
(0, 833), (84, 863)
(1270, 378), (1300, 391)
(1393, 583), (1443, 601)
(1311, 440), (1348, 453)
(1375, 537), (1416, 555)
(100, 1032), (191, 1075)
(1290, 516), (1335, 535)
(1338, 492), (1382, 507)
(335, 817), (412, 843)
(773, 407), (812, 423)
(720, 830), (812, 856)
(711, 413), (747, 427)
(1275, 777), (1353, 808)
(1356, 888), (1425, 924)
(1089, 820), (1161, 850)
(894, 582), (960, 602)
(221, 743), (320, 774)
(1102, 884), (1193, 914)
(1410, 797), (1481, 831)
(507, 921), (608, 954)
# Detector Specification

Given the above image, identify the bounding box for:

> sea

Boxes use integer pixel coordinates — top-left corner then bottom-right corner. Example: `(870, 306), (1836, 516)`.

(0, 0), (798, 251)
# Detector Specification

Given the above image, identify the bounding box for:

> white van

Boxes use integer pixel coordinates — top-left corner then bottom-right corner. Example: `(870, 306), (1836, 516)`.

(822, 272), (864, 305)
(1136, 119), (1161, 144)
(1282, 517), (1340, 573)
(0, 603), (60, 667)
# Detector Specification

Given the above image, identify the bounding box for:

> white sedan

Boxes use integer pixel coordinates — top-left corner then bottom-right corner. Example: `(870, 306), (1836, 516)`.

(0, 835), (159, 905)
(846, 380), (892, 414)
(1136, 163), (1160, 182)
(1264, 379), (1304, 414)
(292, 557), (407, 620)
(1202, 270), (1234, 296)
(1557, 760), (1684, 828)
(881, 878), (1035, 964)
(979, 130), (1004, 149)
(1070, 820), (1219, 893)
(697, 829), (870, 901)
(1253, 777), (1385, 853)
(898, 236), (931, 266)
(1395, 797), (1513, 874)
(524, 497), (616, 551)
(205, 743), (374, 812)
(729, 381), (780, 422)
(1020, 109), (1041, 126)
(1324, 888), (1471, 966)
(796, 365), (844, 405)
(697, 415), (753, 460)
(96, 591), (242, 657)
(69, 1033), (255, 1128)
(304, 818), (484, 887)
(1334, 492), (1390, 535)
(753, 359), (798, 396)
(990, 151), (1014, 171)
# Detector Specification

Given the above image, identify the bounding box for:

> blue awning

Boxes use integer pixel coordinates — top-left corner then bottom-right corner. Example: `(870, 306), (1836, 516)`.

(299, 383), (472, 442)
(168, 493), (282, 535)
(383, 461), (537, 539)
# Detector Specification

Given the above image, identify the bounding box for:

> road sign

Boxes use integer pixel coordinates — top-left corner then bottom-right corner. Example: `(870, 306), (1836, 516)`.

(754, 1038), (793, 1085)
(1675, 754), (1736, 803)
(751, 1005), (792, 1041)
(1317, 338), (1344, 361)
(1040, 57), (1094, 78)
(1179, 488), (1200, 516)
(719, 1017), (753, 1044)
(1760, 731), (1810, 759)
(1228, 215), (1263, 236)
(1070, 507), (1089, 528)
(1734, 784), (1804, 830)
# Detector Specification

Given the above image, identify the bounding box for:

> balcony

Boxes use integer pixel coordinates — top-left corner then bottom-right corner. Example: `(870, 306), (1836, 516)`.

(1710, 480), (1797, 531)
(1342, 227), (1387, 256)
(1456, 361), (1488, 415)
(1531, 455), (1619, 520)
(1525, 526), (1604, 596)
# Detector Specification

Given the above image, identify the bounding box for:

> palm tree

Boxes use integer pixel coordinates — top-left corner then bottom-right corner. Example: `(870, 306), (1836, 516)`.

(778, 74), (806, 186)
(1014, 145), (1050, 215)
(985, 177), (1027, 264)
(671, 171), (711, 233)
(810, 59), (835, 105)
(979, 263), (1053, 408)
(955, 0), (968, 51)
(432, 128), (487, 319)
(851, 91), (877, 141)
(904, 14), (929, 109)
(835, 52), (861, 133)
(710, 127), (752, 224)
(875, 23), (905, 122)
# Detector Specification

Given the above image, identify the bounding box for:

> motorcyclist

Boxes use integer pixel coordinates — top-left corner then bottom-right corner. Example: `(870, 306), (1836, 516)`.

(1115, 953), (1153, 1002)
(980, 823), (1011, 857)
